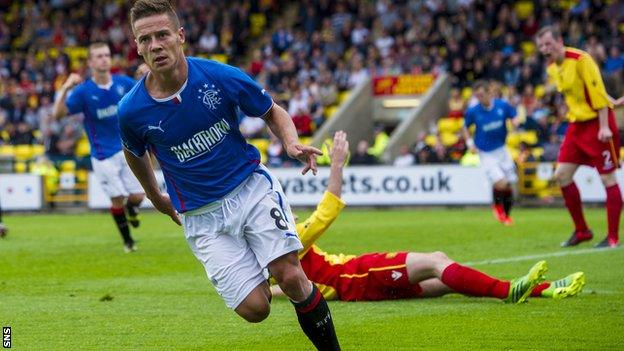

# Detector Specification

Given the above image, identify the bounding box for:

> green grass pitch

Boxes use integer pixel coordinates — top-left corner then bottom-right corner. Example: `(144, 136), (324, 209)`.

(1, 208), (623, 350)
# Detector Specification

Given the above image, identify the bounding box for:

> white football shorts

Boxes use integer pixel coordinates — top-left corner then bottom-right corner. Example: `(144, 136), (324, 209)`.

(479, 146), (518, 184)
(91, 151), (144, 198)
(181, 164), (303, 309)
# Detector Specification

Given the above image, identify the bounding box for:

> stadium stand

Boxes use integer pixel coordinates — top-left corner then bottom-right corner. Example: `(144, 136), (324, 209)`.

(1, 0), (624, 203)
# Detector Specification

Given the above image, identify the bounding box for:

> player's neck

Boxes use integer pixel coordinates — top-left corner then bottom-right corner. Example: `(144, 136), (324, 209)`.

(554, 47), (566, 64)
(147, 58), (188, 99)
(92, 71), (111, 86)
(482, 99), (493, 110)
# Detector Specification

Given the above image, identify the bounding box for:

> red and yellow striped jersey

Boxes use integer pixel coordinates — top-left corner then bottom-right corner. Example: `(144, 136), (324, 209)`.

(546, 47), (612, 122)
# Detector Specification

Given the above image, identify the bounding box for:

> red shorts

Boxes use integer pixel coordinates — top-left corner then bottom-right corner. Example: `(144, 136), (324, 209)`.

(336, 252), (422, 301)
(558, 110), (620, 174)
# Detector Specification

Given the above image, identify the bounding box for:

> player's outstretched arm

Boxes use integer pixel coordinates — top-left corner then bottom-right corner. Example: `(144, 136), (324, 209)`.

(608, 94), (624, 107)
(296, 131), (348, 253)
(462, 126), (477, 153)
(597, 107), (612, 142)
(52, 73), (83, 119)
(264, 104), (322, 175)
(327, 131), (349, 198)
(123, 149), (181, 226)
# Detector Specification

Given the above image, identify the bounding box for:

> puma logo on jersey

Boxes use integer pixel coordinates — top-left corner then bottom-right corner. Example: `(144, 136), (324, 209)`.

(391, 270), (403, 281)
(148, 120), (165, 133)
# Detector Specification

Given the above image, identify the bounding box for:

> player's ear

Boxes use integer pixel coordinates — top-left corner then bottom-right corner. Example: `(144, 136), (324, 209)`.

(178, 27), (185, 45)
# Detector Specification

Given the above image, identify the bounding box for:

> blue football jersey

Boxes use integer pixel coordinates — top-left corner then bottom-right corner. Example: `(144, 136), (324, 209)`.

(464, 99), (516, 152)
(65, 74), (137, 160)
(118, 57), (273, 213)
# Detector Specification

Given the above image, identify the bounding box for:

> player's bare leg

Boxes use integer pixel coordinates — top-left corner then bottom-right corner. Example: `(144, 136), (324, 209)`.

(556, 163), (594, 247)
(595, 172), (621, 248)
(405, 252), (545, 303)
(110, 196), (136, 252)
(269, 252), (340, 351)
(125, 192), (145, 228)
(234, 282), (272, 323)
(417, 278), (454, 297)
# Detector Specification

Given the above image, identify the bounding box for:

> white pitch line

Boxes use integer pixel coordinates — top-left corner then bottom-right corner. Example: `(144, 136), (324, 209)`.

(464, 247), (622, 266)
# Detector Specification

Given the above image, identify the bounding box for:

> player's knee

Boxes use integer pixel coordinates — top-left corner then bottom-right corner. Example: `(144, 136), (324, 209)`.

(554, 169), (572, 185)
(236, 302), (271, 323)
(600, 173), (617, 187)
(430, 251), (451, 263)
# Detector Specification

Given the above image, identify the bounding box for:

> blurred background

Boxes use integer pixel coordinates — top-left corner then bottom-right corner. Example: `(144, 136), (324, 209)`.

(1, 0), (623, 210)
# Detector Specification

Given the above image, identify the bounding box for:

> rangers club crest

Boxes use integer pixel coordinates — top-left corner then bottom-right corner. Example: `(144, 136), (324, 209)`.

(116, 85), (126, 96)
(197, 83), (222, 110)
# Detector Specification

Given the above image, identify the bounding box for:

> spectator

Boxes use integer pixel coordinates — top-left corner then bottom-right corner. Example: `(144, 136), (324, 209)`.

(542, 134), (561, 162)
(448, 88), (465, 118)
(350, 140), (377, 165)
(393, 145), (415, 167)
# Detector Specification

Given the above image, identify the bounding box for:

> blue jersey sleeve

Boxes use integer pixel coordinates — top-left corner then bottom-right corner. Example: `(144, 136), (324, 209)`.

(118, 102), (146, 158)
(504, 101), (517, 120)
(219, 64), (273, 117)
(463, 107), (474, 128)
(65, 87), (83, 115)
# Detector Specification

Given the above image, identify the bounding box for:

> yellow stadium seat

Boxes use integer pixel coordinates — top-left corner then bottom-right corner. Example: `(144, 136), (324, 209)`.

(337, 91), (351, 104)
(520, 131), (538, 145)
(249, 138), (270, 155)
(506, 133), (522, 148)
(0, 144), (14, 157)
(31, 144), (45, 157)
(508, 147), (520, 161)
(324, 105), (339, 119)
(250, 13), (267, 37)
(75, 138), (91, 157)
(461, 87), (472, 101)
(60, 160), (76, 172)
(424, 134), (438, 146)
(13, 145), (34, 161)
(533, 179), (549, 190)
(14, 161), (27, 173)
(440, 132), (459, 146)
(437, 118), (454, 134)
(454, 118), (465, 131)
(520, 41), (536, 57)
(210, 54), (228, 63)
(532, 147), (544, 160)
(534, 84), (546, 98)
(514, 1), (534, 19)
(76, 169), (88, 183)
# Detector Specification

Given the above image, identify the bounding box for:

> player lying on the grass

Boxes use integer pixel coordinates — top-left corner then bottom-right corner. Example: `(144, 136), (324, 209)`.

(271, 131), (586, 303)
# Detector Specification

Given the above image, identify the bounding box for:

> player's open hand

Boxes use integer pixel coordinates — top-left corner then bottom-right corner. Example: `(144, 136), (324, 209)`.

(62, 73), (83, 91)
(151, 193), (182, 226)
(614, 95), (624, 107)
(330, 130), (349, 167)
(598, 127), (613, 142)
(286, 143), (323, 175)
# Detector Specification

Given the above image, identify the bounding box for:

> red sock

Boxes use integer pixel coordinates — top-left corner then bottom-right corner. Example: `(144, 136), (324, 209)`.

(561, 183), (589, 232)
(530, 282), (551, 297)
(605, 184), (622, 241)
(441, 263), (509, 299)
